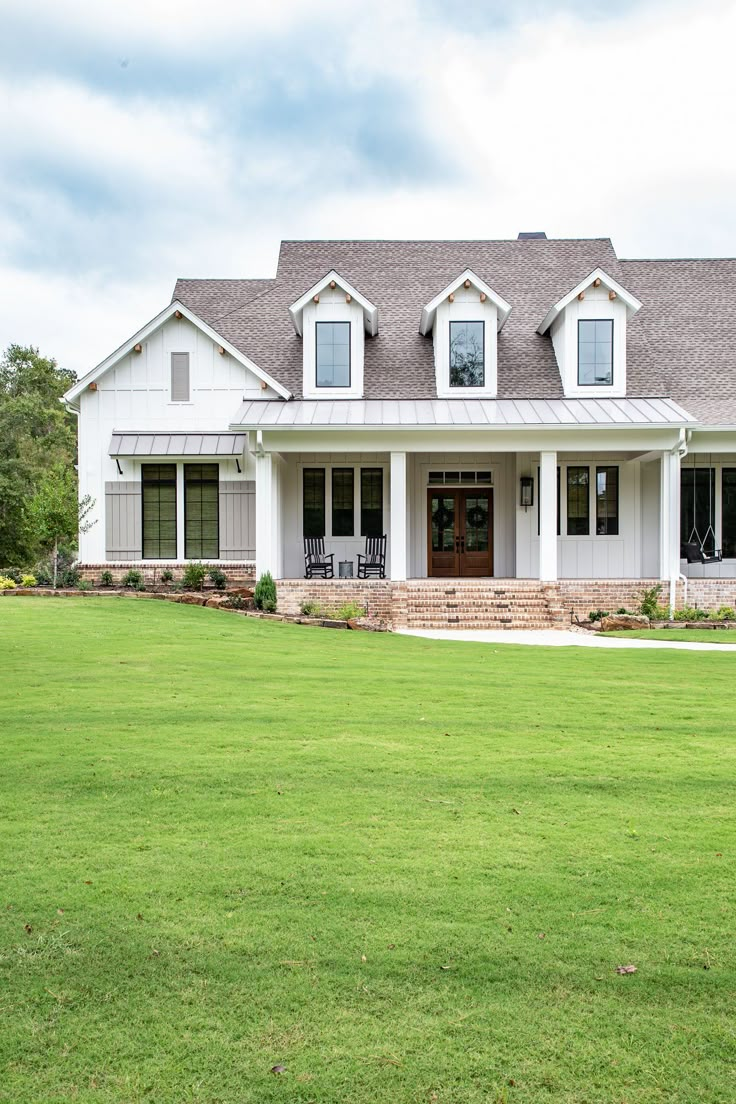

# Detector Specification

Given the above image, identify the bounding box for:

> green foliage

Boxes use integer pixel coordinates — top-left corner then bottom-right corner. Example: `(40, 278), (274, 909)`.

(182, 561), (206, 590)
(225, 594), (247, 609)
(336, 600), (365, 621)
(254, 571), (277, 611)
(300, 599), (323, 617)
(714, 605), (736, 621)
(674, 606), (710, 621)
(0, 575), (16, 590)
(160, 568), (174, 584)
(59, 561), (80, 588)
(99, 570), (114, 587)
(77, 579), (92, 591)
(20, 574), (36, 587)
(208, 567), (227, 589)
(639, 584), (664, 619)
(27, 461), (95, 586)
(33, 563), (52, 586)
(121, 569), (144, 591)
(588, 609), (610, 623)
(0, 345), (77, 565)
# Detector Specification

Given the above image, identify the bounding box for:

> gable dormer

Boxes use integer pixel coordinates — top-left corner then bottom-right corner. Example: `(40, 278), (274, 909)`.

(419, 269), (511, 399)
(537, 268), (641, 398)
(288, 271), (377, 400)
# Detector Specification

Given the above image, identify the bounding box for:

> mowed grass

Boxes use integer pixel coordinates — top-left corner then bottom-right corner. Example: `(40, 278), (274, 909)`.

(1, 599), (735, 1104)
(608, 628), (736, 644)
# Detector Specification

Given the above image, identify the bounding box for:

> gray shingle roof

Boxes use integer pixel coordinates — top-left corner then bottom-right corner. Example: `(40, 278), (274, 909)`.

(172, 239), (736, 426)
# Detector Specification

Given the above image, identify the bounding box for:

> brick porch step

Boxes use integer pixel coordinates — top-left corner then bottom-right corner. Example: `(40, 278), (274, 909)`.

(400, 580), (565, 630)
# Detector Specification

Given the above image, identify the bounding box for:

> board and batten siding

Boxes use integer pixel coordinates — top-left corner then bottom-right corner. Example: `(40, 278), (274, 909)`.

(105, 481), (142, 560)
(219, 480), (255, 559)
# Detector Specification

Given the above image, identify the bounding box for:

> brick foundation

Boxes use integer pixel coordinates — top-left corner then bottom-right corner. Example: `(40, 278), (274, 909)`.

(276, 579), (394, 623)
(77, 563), (256, 587)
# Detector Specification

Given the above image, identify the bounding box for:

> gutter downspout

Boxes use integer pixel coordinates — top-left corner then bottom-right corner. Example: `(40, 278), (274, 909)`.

(670, 427), (691, 616)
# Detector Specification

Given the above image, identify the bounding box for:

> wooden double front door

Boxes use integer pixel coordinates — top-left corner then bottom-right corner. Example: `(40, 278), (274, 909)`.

(427, 489), (493, 577)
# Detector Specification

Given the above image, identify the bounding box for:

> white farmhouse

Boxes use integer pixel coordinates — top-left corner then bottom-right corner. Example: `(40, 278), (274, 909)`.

(63, 235), (736, 626)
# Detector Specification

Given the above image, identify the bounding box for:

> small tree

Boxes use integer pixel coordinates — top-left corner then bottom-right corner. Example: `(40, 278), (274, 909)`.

(254, 571), (277, 612)
(28, 463), (95, 588)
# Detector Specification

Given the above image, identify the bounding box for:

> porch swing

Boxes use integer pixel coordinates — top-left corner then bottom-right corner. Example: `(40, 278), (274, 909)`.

(682, 456), (723, 566)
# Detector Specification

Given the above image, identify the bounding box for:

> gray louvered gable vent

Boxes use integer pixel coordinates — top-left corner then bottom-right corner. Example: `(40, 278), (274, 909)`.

(171, 352), (190, 402)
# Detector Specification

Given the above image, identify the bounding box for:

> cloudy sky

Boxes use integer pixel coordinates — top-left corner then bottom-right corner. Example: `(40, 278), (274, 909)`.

(2, 0), (736, 378)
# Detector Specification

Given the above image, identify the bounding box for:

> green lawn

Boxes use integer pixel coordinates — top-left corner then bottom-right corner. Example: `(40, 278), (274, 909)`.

(608, 628), (736, 643)
(1, 598), (735, 1104)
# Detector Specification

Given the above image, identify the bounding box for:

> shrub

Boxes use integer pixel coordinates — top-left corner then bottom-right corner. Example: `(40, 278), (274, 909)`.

(21, 574), (37, 588)
(100, 570), (114, 587)
(77, 580), (92, 591)
(673, 606), (710, 622)
(182, 562), (207, 591)
(588, 609), (610, 623)
(34, 564), (52, 586)
(639, 584), (663, 620)
(59, 563), (80, 588)
(4, 567), (22, 584)
(0, 575), (17, 590)
(160, 568), (174, 584)
(715, 606), (736, 621)
(122, 569), (144, 590)
(300, 600), (323, 617)
(208, 567), (227, 589)
(336, 601), (365, 621)
(226, 594), (247, 610)
(254, 571), (277, 612)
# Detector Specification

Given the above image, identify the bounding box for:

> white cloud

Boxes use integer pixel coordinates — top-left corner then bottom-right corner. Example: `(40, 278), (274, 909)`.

(2, 0), (736, 375)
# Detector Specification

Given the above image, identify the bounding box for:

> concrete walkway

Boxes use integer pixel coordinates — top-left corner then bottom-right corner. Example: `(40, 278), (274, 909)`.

(396, 628), (736, 652)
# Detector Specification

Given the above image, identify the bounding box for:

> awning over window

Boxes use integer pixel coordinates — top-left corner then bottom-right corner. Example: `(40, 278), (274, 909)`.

(109, 432), (246, 457)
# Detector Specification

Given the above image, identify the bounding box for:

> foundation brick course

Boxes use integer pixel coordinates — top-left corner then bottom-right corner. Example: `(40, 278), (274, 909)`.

(78, 563), (256, 587)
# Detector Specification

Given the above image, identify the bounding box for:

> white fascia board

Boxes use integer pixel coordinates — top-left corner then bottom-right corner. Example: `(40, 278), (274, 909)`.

(288, 270), (378, 337)
(537, 268), (643, 334)
(228, 418), (691, 432)
(62, 300), (291, 404)
(419, 269), (512, 335)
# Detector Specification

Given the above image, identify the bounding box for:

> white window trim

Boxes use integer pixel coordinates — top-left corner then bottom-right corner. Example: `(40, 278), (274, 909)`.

(535, 461), (622, 540)
(297, 462), (388, 539)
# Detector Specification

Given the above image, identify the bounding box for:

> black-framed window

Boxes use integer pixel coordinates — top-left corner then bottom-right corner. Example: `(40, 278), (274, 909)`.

(680, 467), (715, 555)
(596, 466), (619, 535)
(723, 470), (736, 559)
(536, 466), (561, 536)
(578, 319), (613, 386)
(361, 468), (383, 536)
(449, 320), (485, 387)
(566, 466), (590, 535)
(316, 322), (350, 388)
(184, 464), (219, 559)
(303, 468), (325, 537)
(332, 468), (354, 537)
(142, 464), (177, 559)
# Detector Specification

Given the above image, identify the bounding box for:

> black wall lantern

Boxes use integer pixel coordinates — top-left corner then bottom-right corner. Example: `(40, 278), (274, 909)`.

(520, 475), (534, 509)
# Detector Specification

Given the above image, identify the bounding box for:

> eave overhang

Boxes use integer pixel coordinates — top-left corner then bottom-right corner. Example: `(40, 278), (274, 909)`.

(537, 268), (642, 335)
(288, 270), (378, 337)
(419, 269), (512, 336)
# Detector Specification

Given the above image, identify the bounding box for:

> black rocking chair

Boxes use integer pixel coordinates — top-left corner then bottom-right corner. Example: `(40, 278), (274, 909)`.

(357, 534), (387, 579)
(304, 537), (334, 579)
(683, 541), (723, 566)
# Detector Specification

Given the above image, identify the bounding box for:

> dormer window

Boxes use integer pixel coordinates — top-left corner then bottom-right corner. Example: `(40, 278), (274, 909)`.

(538, 268), (641, 399)
(450, 321), (485, 387)
(420, 270), (511, 399)
(316, 322), (351, 388)
(578, 319), (613, 386)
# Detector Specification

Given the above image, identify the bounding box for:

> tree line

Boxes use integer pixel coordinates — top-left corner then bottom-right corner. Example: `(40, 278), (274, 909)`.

(0, 344), (91, 579)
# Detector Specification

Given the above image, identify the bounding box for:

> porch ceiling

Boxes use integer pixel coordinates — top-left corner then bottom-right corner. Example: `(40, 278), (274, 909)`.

(231, 396), (694, 430)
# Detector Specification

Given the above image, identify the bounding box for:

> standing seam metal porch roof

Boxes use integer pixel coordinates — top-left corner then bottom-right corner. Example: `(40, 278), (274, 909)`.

(231, 397), (694, 429)
(109, 432), (246, 456)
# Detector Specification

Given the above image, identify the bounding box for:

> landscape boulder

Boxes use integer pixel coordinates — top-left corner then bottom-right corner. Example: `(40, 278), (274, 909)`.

(600, 613), (650, 632)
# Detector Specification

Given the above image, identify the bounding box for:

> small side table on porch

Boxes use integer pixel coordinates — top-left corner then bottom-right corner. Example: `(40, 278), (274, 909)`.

(339, 561), (354, 578)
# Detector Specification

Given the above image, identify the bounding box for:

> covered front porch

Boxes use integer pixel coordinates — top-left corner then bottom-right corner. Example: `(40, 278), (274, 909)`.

(253, 443), (685, 585)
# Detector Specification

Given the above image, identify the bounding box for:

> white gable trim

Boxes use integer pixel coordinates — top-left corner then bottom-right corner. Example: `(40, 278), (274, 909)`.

(63, 299), (292, 405)
(288, 270), (378, 337)
(537, 268), (642, 335)
(420, 269), (512, 336)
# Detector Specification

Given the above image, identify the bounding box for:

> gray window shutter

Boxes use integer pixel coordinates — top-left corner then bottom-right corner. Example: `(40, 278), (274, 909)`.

(105, 482), (142, 560)
(171, 352), (190, 402)
(219, 481), (255, 559)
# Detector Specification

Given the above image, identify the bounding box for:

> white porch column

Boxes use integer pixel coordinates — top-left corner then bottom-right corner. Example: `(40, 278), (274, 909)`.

(390, 451), (408, 580)
(539, 450), (558, 581)
(255, 451), (275, 578)
(659, 449), (681, 582)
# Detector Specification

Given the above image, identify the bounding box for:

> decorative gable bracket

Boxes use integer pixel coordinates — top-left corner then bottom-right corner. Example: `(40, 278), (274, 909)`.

(419, 269), (511, 336)
(288, 271), (378, 337)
